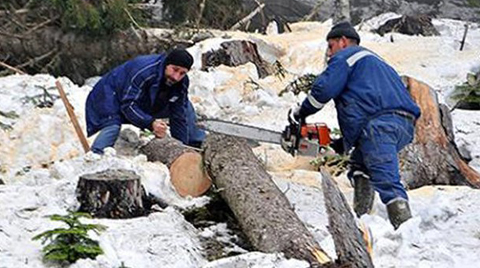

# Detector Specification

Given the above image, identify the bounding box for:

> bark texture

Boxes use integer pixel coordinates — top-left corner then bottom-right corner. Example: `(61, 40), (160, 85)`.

(141, 137), (195, 167)
(140, 137), (211, 197)
(76, 169), (145, 219)
(376, 15), (439, 37)
(400, 76), (480, 189)
(203, 134), (333, 267)
(321, 169), (374, 268)
(201, 40), (272, 78)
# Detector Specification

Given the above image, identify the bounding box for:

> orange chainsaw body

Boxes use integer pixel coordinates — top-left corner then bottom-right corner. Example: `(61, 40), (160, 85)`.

(300, 123), (331, 146)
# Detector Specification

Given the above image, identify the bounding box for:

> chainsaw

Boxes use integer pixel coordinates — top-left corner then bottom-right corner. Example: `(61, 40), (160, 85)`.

(197, 117), (332, 157)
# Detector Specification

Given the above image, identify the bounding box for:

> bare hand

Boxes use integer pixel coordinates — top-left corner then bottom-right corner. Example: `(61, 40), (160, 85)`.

(152, 119), (168, 138)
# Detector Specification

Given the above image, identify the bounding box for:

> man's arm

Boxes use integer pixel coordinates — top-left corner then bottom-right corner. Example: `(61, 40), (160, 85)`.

(168, 80), (189, 144)
(298, 56), (350, 118)
(120, 74), (156, 130)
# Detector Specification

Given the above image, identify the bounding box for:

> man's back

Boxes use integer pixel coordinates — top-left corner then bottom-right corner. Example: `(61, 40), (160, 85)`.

(329, 46), (421, 148)
(100, 54), (165, 95)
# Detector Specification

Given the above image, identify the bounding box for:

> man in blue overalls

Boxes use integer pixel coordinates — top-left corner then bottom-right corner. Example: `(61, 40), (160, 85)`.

(85, 49), (205, 154)
(291, 22), (421, 229)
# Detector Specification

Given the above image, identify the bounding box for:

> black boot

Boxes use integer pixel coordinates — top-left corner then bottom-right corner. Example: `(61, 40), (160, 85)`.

(352, 171), (375, 217)
(387, 199), (412, 229)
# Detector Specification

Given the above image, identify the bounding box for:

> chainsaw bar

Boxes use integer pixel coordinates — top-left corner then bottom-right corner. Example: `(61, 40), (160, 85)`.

(197, 118), (283, 144)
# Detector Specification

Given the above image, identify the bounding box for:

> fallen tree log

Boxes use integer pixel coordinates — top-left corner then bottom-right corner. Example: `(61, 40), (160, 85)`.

(376, 15), (439, 37)
(141, 134), (373, 266)
(202, 134), (333, 267)
(76, 169), (145, 219)
(140, 137), (211, 197)
(321, 168), (373, 268)
(400, 76), (480, 189)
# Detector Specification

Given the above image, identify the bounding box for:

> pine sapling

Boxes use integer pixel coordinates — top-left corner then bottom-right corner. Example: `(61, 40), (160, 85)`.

(32, 211), (106, 264)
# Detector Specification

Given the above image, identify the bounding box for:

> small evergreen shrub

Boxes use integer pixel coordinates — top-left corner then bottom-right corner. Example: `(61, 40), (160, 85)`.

(279, 74), (317, 96)
(32, 211), (106, 264)
(451, 72), (480, 110)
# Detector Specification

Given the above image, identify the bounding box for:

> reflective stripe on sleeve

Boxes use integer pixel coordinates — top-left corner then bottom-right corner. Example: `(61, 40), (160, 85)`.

(307, 93), (325, 109)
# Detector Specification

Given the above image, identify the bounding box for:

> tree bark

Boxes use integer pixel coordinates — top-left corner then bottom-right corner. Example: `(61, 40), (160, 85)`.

(400, 76), (480, 189)
(76, 169), (146, 219)
(203, 134), (333, 267)
(321, 169), (374, 268)
(140, 137), (212, 197)
(201, 40), (272, 78)
(333, 0), (351, 24)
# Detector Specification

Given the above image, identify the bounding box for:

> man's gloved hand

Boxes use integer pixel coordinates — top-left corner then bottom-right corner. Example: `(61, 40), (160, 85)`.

(152, 119), (168, 138)
(288, 104), (302, 124)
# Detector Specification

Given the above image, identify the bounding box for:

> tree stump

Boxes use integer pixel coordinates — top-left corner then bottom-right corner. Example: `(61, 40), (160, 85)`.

(203, 134), (333, 267)
(400, 76), (480, 189)
(201, 40), (272, 78)
(76, 169), (145, 219)
(140, 137), (212, 197)
(321, 169), (374, 268)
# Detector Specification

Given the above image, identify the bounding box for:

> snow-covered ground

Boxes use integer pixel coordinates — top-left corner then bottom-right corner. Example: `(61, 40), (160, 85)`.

(1, 14), (480, 267)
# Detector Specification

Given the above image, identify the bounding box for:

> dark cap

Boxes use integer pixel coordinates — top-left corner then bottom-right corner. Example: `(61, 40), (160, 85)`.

(164, 49), (194, 70)
(326, 22), (360, 44)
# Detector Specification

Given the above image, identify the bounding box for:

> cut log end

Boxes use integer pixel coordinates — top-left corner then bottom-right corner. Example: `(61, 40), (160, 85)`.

(170, 151), (212, 197)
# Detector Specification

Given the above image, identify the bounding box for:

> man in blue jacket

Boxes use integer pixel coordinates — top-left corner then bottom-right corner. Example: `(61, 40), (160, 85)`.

(291, 22), (421, 229)
(85, 49), (205, 154)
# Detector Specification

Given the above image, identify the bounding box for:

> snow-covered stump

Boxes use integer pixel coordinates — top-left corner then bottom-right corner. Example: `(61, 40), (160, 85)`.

(140, 137), (212, 197)
(76, 169), (146, 219)
(203, 134), (333, 267)
(400, 76), (480, 189)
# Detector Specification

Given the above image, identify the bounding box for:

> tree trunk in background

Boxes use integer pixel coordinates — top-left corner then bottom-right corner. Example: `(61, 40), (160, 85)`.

(333, 0), (350, 24)
(0, 27), (191, 85)
(321, 169), (374, 268)
(140, 137), (211, 197)
(400, 76), (480, 189)
(76, 169), (146, 219)
(203, 134), (335, 267)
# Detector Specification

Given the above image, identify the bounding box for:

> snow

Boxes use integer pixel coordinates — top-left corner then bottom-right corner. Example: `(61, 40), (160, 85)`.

(1, 13), (480, 268)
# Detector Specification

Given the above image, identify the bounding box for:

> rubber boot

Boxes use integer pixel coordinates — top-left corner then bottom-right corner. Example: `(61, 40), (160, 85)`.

(352, 172), (375, 217)
(387, 199), (412, 229)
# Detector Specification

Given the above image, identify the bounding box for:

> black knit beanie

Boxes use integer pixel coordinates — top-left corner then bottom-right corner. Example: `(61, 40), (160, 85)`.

(326, 22), (361, 44)
(164, 49), (194, 70)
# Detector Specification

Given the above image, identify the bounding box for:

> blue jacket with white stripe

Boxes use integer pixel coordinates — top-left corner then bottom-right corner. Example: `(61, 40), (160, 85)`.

(85, 54), (189, 143)
(299, 46), (421, 151)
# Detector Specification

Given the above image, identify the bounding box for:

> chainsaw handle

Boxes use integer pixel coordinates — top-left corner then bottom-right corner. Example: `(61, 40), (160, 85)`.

(293, 117), (304, 155)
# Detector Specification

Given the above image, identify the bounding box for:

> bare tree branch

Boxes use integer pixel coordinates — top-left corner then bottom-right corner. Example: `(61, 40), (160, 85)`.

(230, 3), (265, 31)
